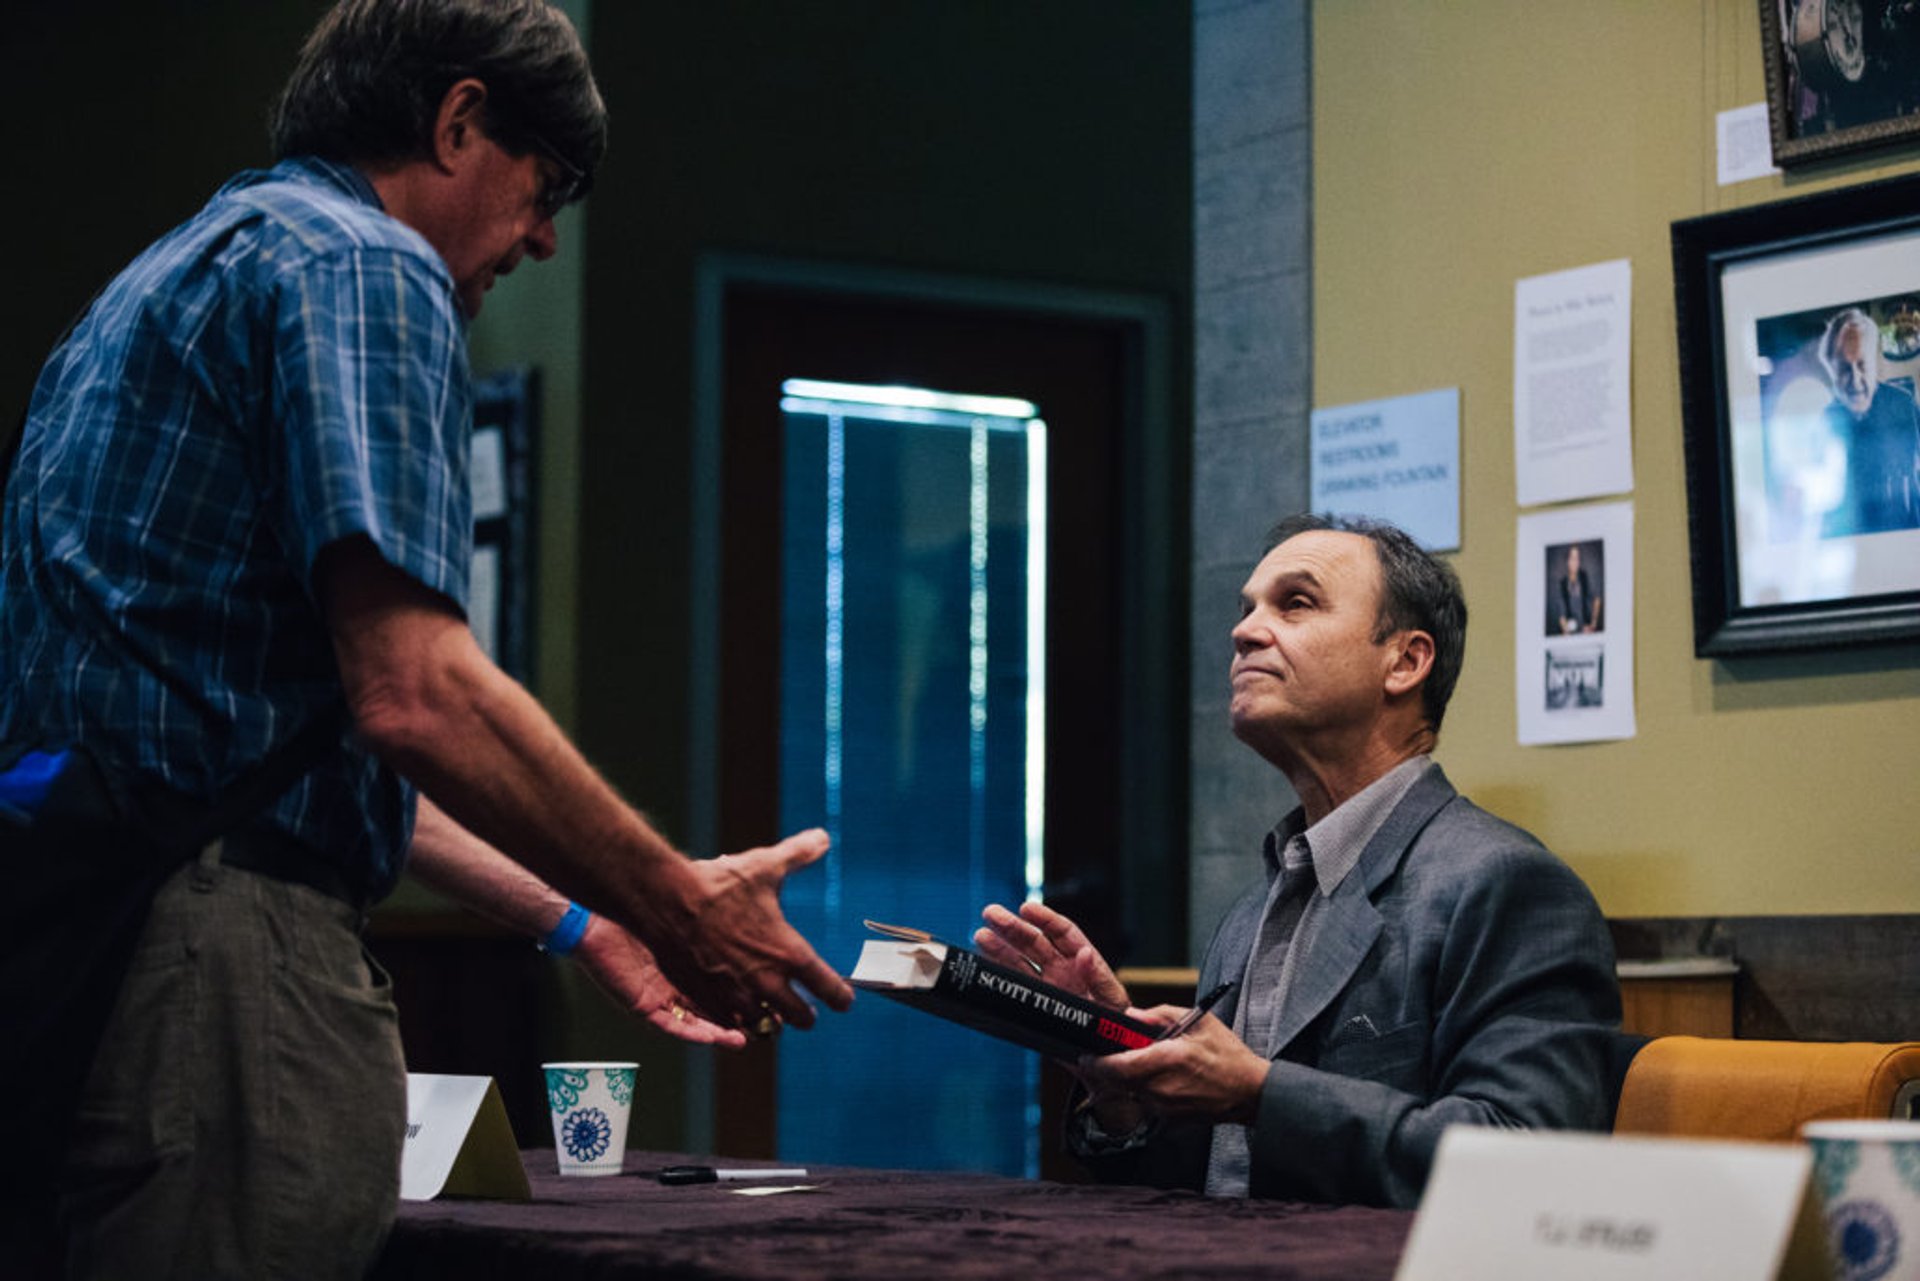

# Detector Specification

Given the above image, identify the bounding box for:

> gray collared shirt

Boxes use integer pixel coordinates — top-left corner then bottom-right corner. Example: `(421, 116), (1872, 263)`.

(1205, 754), (1435, 1196)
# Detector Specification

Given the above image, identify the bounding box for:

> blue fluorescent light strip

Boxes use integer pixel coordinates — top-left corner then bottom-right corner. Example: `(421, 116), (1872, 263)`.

(784, 377), (1036, 421)
(823, 411), (845, 915)
(969, 417), (990, 914)
(1025, 420), (1048, 903)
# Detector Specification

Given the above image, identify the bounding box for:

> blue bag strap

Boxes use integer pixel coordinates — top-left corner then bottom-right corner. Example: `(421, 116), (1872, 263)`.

(0, 749), (70, 824)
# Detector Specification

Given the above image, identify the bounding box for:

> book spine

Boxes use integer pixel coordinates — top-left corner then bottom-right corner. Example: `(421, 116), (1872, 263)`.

(935, 948), (1155, 1055)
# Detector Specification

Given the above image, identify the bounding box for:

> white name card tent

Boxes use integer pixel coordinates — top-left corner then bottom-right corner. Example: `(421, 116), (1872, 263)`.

(400, 1073), (531, 1202)
(1395, 1127), (1832, 1281)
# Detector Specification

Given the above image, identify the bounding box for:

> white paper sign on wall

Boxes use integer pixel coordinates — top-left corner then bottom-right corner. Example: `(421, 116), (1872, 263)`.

(1309, 387), (1460, 552)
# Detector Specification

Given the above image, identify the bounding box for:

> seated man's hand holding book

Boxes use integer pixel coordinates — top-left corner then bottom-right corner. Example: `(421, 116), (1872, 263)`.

(975, 901), (1154, 1133)
(973, 900), (1131, 1008)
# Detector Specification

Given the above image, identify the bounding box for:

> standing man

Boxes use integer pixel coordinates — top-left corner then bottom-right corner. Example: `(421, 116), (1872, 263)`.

(1, 2), (849, 1276)
(1817, 306), (1920, 537)
(977, 514), (1619, 1208)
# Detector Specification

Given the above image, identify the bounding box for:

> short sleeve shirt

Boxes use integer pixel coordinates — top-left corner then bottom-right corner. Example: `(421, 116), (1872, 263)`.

(0, 157), (473, 899)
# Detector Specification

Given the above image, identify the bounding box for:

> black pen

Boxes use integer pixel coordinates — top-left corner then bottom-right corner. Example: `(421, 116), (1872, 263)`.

(1157, 980), (1236, 1040)
(658, 1165), (810, 1185)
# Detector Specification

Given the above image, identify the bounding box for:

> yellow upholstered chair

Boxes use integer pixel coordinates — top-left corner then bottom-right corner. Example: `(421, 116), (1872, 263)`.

(1613, 1035), (1920, 1142)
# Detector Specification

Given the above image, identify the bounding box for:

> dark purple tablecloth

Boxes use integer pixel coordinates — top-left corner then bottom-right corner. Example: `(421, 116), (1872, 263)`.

(375, 1150), (1412, 1280)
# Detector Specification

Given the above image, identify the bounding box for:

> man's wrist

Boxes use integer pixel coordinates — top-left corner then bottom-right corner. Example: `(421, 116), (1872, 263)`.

(1067, 1092), (1156, 1156)
(539, 901), (592, 956)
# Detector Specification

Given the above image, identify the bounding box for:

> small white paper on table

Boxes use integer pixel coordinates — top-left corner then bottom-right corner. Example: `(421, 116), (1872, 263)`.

(1718, 103), (1781, 185)
(1514, 259), (1634, 506)
(402, 1073), (530, 1202)
(1516, 501), (1635, 746)
(1396, 1128), (1830, 1281)
(1310, 388), (1460, 551)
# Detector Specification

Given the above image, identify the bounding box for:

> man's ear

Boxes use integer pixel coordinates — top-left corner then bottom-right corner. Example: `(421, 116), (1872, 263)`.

(1383, 629), (1435, 700)
(430, 77), (490, 173)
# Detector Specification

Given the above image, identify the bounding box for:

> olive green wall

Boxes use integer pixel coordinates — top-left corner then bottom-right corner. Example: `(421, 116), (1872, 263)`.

(1312, 1), (1920, 916)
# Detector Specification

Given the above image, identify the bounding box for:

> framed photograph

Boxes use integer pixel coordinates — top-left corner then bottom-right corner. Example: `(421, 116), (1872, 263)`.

(1759, 0), (1920, 167)
(1672, 171), (1920, 656)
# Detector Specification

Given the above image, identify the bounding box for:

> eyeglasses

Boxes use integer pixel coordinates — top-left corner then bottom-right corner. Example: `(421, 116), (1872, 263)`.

(525, 131), (592, 220)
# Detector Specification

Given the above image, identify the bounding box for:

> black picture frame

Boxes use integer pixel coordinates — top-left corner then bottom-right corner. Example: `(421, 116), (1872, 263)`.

(1759, 0), (1920, 167)
(1672, 171), (1920, 656)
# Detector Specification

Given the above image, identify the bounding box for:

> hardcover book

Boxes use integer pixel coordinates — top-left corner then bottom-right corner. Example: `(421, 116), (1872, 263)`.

(850, 921), (1159, 1060)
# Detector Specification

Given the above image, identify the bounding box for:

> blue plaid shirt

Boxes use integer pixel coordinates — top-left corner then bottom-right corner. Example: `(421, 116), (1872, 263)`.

(0, 157), (473, 899)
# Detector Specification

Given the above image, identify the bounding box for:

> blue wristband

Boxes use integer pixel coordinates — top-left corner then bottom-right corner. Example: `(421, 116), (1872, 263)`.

(540, 902), (591, 956)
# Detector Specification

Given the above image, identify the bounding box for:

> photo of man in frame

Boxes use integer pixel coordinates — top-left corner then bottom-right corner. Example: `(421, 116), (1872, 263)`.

(1755, 296), (1920, 541)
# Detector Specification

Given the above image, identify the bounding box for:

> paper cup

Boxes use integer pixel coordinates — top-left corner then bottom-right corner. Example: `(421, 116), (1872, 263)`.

(542, 1061), (638, 1176)
(1805, 1120), (1920, 1281)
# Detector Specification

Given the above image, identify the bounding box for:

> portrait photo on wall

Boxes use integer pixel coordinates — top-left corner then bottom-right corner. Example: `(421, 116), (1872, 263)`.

(1544, 539), (1606, 638)
(1754, 297), (1920, 544)
(1760, 0), (1920, 165)
(1516, 502), (1635, 747)
(1674, 172), (1920, 655)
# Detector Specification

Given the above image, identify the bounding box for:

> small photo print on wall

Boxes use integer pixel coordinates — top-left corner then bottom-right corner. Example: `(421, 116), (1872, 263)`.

(1517, 502), (1635, 746)
(1544, 643), (1604, 710)
(1544, 539), (1605, 638)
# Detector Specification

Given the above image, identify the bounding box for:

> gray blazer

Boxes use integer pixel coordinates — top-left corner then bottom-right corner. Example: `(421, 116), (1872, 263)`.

(1077, 765), (1621, 1208)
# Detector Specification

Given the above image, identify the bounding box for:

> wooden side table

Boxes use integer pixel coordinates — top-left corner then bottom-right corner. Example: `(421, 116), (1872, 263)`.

(1616, 957), (1739, 1038)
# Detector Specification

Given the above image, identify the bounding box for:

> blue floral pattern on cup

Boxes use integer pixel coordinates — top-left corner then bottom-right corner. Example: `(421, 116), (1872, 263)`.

(608, 1067), (635, 1109)
(560, 1107), (613, 1163)
(1893, 1141), (1920, 1198)
(1816, 1140), (1863, 1206)
(1828, 1199), (1900, 1281)
(546, 1068), (588, 1115)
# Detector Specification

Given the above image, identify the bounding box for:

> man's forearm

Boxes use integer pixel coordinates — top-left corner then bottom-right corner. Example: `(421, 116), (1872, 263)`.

(406, 794), (577, 940)
(319, 535), (695, 934)
(320, 535), (852, 1031)
(371, 628), (696, 938)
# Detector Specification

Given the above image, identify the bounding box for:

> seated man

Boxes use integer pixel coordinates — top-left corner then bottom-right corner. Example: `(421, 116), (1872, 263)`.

(977, 514), (1620, 1208)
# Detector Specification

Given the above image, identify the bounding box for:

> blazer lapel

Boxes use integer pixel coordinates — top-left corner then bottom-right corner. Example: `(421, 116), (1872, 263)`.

(1265, 766), (1459, 1056)
(1198, 888), (1265, 1028)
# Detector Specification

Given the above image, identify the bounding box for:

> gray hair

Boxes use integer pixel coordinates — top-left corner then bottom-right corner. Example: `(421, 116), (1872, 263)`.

(1819, 307), (1878, 376)
(271, 0), (607, 187)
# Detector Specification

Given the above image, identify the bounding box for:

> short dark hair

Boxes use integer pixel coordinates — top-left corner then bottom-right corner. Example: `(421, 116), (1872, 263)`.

(1264, 513), (1468, 733)
(271, 0), (607, 184)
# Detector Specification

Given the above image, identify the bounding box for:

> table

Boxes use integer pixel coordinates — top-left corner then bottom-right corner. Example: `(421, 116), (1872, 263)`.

(377, 1150), (1413, 1280)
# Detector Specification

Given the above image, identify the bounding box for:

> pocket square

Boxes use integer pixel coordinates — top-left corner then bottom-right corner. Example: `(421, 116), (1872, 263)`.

(1328, 1013), (1379, 1046)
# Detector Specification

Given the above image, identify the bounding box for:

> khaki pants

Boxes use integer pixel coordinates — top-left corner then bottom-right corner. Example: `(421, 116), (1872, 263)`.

(56, 843), (405, 1280)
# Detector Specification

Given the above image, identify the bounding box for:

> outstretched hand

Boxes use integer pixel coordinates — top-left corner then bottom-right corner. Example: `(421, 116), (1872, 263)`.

(571, 913), (748, 1049)
(973, 900), (1130, 1009)
(643, 828), (855, 1035)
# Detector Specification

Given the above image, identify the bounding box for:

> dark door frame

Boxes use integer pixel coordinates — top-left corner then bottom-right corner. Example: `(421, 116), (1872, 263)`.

(686, 255), (1185, 1155)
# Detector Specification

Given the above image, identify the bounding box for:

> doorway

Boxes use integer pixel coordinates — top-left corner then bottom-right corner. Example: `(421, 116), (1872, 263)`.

(691, 261), (1183, 1174)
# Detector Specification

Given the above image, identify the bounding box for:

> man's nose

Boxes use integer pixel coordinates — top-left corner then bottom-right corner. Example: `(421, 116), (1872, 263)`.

(1231, 615), (1262, 653)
